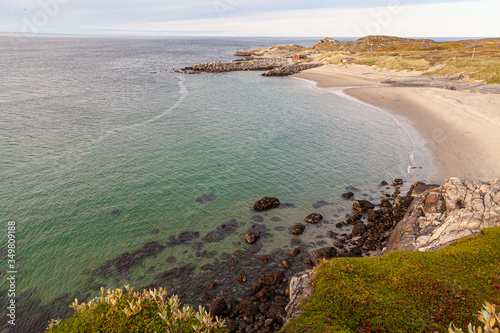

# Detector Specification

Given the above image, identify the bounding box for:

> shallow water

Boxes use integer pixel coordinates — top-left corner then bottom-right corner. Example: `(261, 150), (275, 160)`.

(0, 36), (428, 325)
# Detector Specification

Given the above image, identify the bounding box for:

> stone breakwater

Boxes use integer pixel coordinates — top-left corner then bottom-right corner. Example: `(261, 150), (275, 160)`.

(182, 58), (287, 74)
(182, 59), (323, 76)
(261, 63), (323, 77)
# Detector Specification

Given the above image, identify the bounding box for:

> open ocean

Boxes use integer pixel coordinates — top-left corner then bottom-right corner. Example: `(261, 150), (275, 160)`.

(0, 35), (429, 331)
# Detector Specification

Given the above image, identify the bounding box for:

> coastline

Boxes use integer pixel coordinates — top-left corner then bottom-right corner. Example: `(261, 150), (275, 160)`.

(294, 64), (500, 182)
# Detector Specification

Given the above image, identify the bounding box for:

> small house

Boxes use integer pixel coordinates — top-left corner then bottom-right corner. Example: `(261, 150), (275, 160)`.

(293, 54), (307, 60)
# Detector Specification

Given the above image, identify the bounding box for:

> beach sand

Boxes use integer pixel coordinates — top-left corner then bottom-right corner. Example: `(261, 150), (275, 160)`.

(295, 65), (500, 182)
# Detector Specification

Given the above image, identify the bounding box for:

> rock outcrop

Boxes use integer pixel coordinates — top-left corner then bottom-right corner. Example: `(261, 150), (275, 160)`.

(284, 270), (315, 326)
(387, 178), (500, 252)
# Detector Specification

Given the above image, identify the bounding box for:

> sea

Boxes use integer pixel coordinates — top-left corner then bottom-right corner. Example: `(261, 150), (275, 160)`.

(0, 35), (431, 331)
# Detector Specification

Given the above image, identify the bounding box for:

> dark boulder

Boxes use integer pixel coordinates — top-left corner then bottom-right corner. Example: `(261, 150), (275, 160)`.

(393, 178), (404, 186)
(394, 196), (414, 209)
(352, 222), (367, 236)
(281, 259), (293, 269)
(353, 200), (375, 212)
(236, 272), (247, 283)
(245, 231), (261, 245)
(292, 223), (306, 235)
(310, 247), (338, 266)
(342, 192), (354, 199)
(304, 213), (323, 224)
(259, 271), (285, 285)
(209, 298), (230, 317)
(379, 199), (393, 209)
(230, 300), (259, 318)
(254, 197), (280, 211)
(289, 248), (300, 257)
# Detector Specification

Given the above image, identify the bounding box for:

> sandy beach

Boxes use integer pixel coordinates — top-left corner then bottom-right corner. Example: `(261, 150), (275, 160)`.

(295, 64), (500, 182)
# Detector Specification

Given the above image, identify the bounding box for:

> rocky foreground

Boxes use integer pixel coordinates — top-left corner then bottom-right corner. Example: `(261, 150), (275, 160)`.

(284, 177), (500, 329)
(199, 177), (500, 332)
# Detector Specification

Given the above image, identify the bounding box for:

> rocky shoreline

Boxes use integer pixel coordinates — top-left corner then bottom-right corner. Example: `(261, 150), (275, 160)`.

(10, 178), (499, 332)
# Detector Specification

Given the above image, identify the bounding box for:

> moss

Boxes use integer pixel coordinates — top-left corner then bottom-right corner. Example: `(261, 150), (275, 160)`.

(283, 227), (500, 333)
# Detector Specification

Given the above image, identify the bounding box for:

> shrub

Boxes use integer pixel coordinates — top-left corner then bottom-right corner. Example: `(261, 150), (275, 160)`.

(47, 285), (226, 333)
(449, 302), (499, 333)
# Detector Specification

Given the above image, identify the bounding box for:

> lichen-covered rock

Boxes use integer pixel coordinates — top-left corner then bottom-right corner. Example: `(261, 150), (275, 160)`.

(387, 178), (500, 252)
(284, 270), (315, 326)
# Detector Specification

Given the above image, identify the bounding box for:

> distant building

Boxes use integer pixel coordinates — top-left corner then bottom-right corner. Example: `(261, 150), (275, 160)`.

(349, 51), (356, 54)
(293, 54), (307, 60)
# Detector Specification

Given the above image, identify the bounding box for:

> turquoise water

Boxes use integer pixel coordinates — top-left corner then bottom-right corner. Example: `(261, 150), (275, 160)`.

(0, 36), (421, 328)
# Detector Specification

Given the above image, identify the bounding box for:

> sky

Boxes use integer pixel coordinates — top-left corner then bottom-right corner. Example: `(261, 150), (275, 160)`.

(1, 0), (499, 37)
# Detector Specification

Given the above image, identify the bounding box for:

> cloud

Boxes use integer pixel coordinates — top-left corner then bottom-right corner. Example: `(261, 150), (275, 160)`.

(1, 0), (498, 36)
(80, 0), (500, 37)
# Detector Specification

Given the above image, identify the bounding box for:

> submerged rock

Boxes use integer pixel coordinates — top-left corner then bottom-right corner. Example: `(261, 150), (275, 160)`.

(196, 194), (217, 203)
(312, 201), (329, 209)
(203, 219), (239, 243)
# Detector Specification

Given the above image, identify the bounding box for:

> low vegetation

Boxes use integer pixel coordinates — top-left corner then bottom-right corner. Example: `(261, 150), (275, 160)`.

(314, 36), (500, 84)
(283, 227), (500, 332)
(47, 286), (226, 333)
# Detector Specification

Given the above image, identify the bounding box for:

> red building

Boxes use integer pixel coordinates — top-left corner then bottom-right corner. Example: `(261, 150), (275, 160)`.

(293, 54), (307, 60)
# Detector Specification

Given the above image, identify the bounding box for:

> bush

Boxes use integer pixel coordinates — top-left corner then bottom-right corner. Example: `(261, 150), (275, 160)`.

(47, 285), (226, 332)
(449, 302), (499, 333)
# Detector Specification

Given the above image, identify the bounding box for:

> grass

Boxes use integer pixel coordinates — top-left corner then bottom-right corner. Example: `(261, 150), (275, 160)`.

(424, 58), (500, 84)
(310, 37), (500, 83)
(283, 227), (500, 333)
(353, 54), (431, 71)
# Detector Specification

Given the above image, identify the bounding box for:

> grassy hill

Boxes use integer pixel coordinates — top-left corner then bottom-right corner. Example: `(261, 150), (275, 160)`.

(283, 227), (500, 332)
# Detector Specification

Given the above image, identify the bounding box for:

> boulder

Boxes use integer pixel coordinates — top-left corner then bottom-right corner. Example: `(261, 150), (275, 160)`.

(393, 178), (404, 186)
(281, 259), (294, 269)
(253, 197), (280, 211)
(379, 199), (393, 209)
(209, 298), (230, 317)
(289, 248), (300, 257)
(230, 300), (258, 318)
(259, 271), (285, 285)
(292, 223), (306, 235)
(245, 231), (261, 244)
(352, 222), (367, 236)
(304, 213), (323, 224)
(237, 272), (247, 283)
(407, 182), (440, 198)
(342, 192), (354, 199)
(310, 247), (338, 266)
(353, 200), (375, 212)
